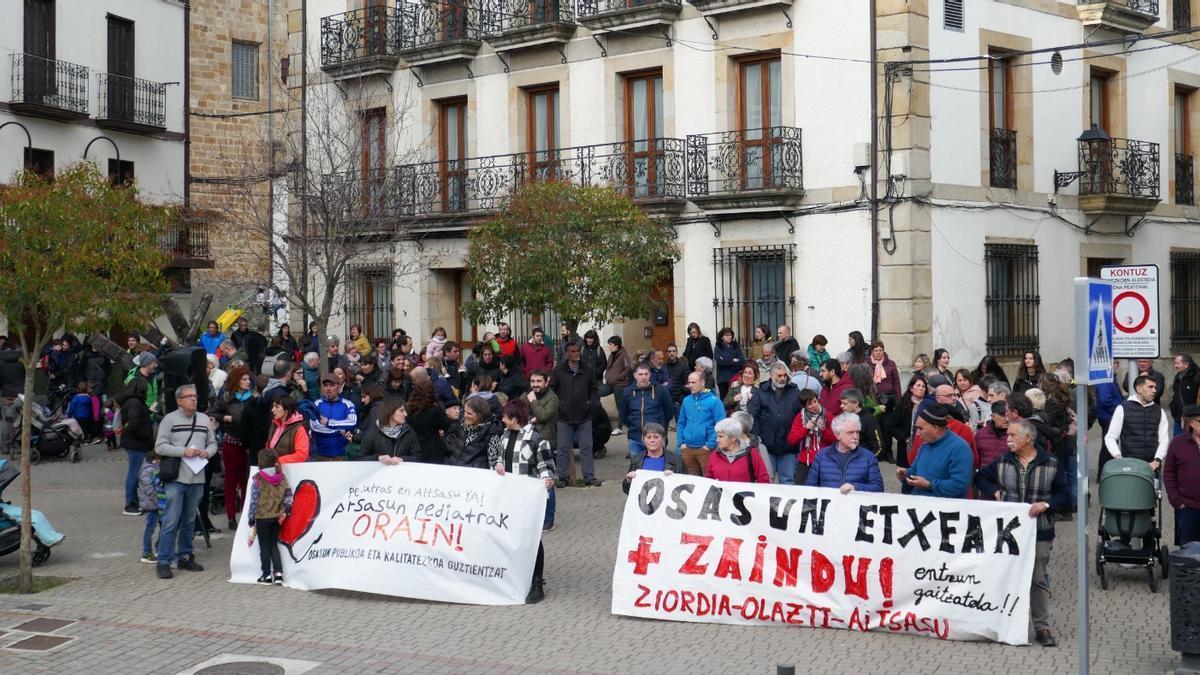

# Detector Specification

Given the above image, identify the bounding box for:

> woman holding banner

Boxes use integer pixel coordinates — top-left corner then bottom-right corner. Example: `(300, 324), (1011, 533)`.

(490, 397), (556, 604)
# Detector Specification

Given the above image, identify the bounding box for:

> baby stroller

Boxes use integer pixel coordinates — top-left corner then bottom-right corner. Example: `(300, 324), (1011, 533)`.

(0, 458), (65, 565)
(1095, 458), (1170, 591)
(11, 394), (83, 464)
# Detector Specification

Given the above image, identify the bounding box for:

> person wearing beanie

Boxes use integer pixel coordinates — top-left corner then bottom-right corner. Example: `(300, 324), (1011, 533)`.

(975, 400), (1011, 473)
(124, 351), (160, 417)
(898, 404), (974, 498)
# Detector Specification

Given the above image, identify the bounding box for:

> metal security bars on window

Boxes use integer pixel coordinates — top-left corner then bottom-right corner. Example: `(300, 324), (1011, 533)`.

(984, 243), (1039, 356)
(989, 128), (1017, 189)
(1171, 250), (1200, 349)
(712, 245), (796, 357)
(1178, 153), (1195, 206)
(347, 268), (395, 343)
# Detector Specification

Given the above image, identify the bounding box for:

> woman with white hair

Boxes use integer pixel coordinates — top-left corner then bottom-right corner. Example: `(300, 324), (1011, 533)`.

(705, 417), (770, 483)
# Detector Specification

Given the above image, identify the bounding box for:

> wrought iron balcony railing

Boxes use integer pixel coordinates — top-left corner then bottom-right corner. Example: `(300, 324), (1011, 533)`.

(97, 73), (166, 131)
(320, 7), (402, 70)
(160, 219), (210, 263)
(9, 53), (89, 117)
(1077, 137), (1160, 200)
(1178, 153), (1195, 205)
(686, 127), (803, 197)
(482, 0), (575, 33)
(579, 0), (682, 17)
(320, 168), (402, 222)
(989, 128), (1017, 189)
(399, 1), (484, 52)
(397, 138), (686, 218)
(1078, 0), (1159, 16)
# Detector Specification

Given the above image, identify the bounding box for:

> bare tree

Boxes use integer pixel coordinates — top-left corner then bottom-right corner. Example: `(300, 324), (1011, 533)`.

(214, 57), (434, 374)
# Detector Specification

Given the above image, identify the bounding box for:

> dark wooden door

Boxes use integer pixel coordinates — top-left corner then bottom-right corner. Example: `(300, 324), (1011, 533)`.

(107, 16), (135, 121)
(23, 0), (55, 101)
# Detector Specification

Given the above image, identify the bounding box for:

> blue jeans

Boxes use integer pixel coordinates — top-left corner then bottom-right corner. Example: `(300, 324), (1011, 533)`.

(124, 449), (146, 507)
(628, 439), (645, 457)
(157, 481), (203, 565)
(1175, 419), (1183, 437)
(769, 453), (797, 485)
(142, 510), (159, 555)
(544, 487), (556, 526)
(1178, 507), (1200, 546)
(1064, 447), (1079, 507)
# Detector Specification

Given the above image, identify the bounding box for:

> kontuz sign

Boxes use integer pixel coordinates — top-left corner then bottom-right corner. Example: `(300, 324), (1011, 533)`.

(1100, 264), (1160, 359)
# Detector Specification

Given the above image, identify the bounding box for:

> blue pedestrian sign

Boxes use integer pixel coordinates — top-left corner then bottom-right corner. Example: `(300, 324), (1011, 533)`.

(1076, 278), (1114, 385)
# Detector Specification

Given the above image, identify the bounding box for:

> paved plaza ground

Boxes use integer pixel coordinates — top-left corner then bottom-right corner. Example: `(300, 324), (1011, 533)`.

(0, 433), (1179, 675)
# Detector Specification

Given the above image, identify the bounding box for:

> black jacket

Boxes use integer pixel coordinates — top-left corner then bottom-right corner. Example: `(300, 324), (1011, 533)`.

(749, 381), (803, 454)
(449, 418), (501, 469)
(117, 386), (154, 452)
(665, 358), (690, 401)
(580, 344), (607, 383)
(683, 335), (713, 371)
(0, 351), (24, 398)
(357, 424), (419, 461)
(1123, 368), (1167, 406)
(1172, 363), (1200, 419)
(408, 406), (451, 463)
(774, 337), (801, 363)
(239, 396), (272, 452)
(550, 360), (598, 423)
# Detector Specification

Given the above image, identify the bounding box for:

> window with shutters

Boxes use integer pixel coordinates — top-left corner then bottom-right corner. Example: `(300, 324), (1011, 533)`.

(231, 40), (259, 100)
(347, 268), (395, 342)
(944, 0), (964, 31)
(1172, 250), (1200, 349)
(985, 243), (1039, 355)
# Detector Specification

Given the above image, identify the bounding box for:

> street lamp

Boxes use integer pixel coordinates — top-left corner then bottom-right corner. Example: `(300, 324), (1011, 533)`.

(1054, 124), (1111, 194)
(83, 135), (121, 163)
(1, 121), (34, 173)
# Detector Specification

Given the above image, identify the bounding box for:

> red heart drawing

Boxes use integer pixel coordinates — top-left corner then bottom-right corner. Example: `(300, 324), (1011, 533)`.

(281, 479), (321, 562)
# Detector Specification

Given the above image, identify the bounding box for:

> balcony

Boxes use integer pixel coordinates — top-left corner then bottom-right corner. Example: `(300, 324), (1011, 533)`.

(482, 0), (576, 53)
(8, 53), (89, 121)
(1076, 1), (1159, 34)
(96, 74), (166, 135)
(160, 215), (213, 270)
(397, 138), (686, 228)
(685, 127), (803, 210)
(1076, 137), (1161, 215)
(320, 7), (402, 78)
(398, 1), (483, 66)
(687, 0), (790, 16)
(577, 0), (682, 33)
(1178, 153), (1194, 206)
(989, 128), (1017, 190)
(320, 168), (402, 226)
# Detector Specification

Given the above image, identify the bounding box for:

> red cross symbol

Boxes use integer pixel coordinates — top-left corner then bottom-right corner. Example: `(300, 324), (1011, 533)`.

(627, 535), (661, 576)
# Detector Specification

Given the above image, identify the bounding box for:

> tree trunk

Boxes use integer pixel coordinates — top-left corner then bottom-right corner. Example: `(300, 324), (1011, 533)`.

(161, 298), (190, 341)
(183, 293), (214, 344)
(18, 356), (35, 593)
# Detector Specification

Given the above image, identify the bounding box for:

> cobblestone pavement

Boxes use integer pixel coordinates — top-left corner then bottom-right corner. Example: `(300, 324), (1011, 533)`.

(0, 432), (1178, 675)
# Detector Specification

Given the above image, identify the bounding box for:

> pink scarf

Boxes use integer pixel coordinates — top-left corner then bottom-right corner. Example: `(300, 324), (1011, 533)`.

(870, 355), (886, 384)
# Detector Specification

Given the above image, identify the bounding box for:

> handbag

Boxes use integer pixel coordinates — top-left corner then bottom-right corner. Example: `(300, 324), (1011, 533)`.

(159, 417), (200, 483)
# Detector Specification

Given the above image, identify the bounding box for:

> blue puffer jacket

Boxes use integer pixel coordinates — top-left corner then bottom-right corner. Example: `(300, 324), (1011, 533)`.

(620, 383), (674, 441)
(804, 445), (884, 492)
(748, 381), (802, 454)
(676, 390), (725, 450)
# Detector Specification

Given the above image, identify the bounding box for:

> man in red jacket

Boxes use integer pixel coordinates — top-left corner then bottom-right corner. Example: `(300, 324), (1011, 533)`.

(494, 322), (518, 360)
(518, 327), (555, 379)
(818, 359), (853, 424)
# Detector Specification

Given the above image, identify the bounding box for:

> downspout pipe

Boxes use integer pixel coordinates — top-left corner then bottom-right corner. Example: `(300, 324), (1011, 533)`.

(183, 1), (191, 207)
(869, 0), (879, 340)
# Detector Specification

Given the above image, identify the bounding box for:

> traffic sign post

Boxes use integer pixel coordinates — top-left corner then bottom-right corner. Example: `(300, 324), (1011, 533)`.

(1074, 277), (1113, 675)
(1100, 264), (1160, 359)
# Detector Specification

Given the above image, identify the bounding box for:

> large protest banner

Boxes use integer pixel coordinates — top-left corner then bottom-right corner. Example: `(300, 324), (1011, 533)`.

(612, 472), (1038, 644)
(230, 462), (546, 605)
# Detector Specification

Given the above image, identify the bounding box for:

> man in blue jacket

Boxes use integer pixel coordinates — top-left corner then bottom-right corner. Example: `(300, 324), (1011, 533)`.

(677, 371), (725, 476)
(898, 404), (973, 498)
(620, 363), (674, 457)
(805, 413), (884, 493)
(199, 321), (224, 356)
(310, 375), (358, 460)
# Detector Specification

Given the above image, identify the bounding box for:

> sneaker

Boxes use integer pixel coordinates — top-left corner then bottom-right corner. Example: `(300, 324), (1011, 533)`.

(610, 428), (623, 436)
(122, 504), (142, 516)
(273, 573), (284, 586)
(256, 574), (272, 585)
(140, 552), (157, 564)
(156, 564), (173, 579)
(542, 522), (554, 532)
(554, 479), (568, 489)
(583, 478), (603, 488)
(228, 518), (238, 531)
(177, 556), (204, 572)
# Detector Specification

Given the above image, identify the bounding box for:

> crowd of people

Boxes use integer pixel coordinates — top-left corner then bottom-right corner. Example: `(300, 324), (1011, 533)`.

(1, 317), (1195, 639)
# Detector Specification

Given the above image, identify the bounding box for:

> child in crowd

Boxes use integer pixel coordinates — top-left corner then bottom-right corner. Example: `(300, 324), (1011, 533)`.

(67, 382), (94, 442)
(103, 400), (119, 451)
(247, 448), (292, 586)
(137, 451), (164, 563)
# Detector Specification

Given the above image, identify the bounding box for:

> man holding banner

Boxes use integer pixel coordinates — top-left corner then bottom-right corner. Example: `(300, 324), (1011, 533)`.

(974, 418), (1070, 648)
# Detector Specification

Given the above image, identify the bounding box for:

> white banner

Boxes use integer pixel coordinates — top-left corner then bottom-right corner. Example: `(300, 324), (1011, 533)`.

(612, 472), (1039, 644)
(230, 462), (546, 605)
